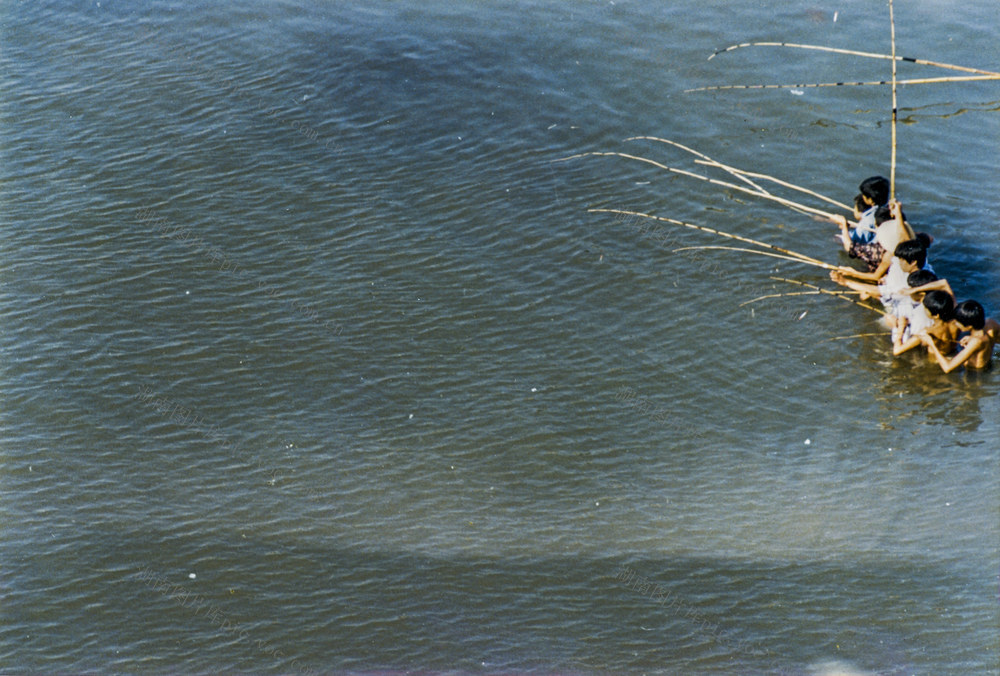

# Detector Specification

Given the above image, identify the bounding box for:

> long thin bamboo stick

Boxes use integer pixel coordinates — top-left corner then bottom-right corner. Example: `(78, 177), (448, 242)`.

(770, 276), (886, 315)
(739, 290), (827, 307)
(826, 332), (888, 341)
(692, 160), (851, 211)
(707, 41), (1000, 77)
(685, 74), (1000, 93)
(623, 136), (771, 195)
(672, 245), (837, 270)
(590, 208), (830, 267)
(559, 152), (839, 219)
(889, 0), (899, 201)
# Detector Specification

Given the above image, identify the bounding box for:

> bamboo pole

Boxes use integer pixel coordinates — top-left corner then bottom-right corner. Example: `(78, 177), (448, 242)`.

(826, 332), (888, 341)
(590, 208), (831, 267)
(623, 136), (772, 195)
(559, 152), (840, 220)
(770, 276), (886, 315)
(692, 160), (851, 211)
(621, 134), (850, 213)
(707, 41), (1000, 77)
(739, 290), (831, 307)
(685, 74), (1000, 93)
(889, 0), (899, 201)
(672, 245), (837, 270)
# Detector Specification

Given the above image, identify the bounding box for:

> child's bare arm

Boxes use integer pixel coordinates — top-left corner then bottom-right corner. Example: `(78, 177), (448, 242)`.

(893, 334), (923, 356)
(836, 252), (891, 282)
(905, 279), (954, 299)
(829, 271), (880, 297)
(892, 317), (920, 356)
(924, 334), (982, 373)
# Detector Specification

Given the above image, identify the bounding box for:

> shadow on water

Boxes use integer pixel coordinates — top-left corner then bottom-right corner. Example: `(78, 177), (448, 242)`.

(3, 524), (986, 675)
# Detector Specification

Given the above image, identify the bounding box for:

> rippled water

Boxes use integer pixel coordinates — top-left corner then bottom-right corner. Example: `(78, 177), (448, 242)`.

(2, 1), (999, 674)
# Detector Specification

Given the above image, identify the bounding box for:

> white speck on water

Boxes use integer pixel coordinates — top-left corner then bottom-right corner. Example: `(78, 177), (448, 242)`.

(804, 439), (811, 445)
(798, 311), (808, 320)
(408, 413), (413, 419)
(185, 290), (190, 295)
(531, 387), (537, 392)
(790, 89), (804, 96)
(188, 573), (196, 579)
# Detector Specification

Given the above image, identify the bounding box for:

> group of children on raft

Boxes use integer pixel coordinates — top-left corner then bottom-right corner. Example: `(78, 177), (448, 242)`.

(826, 176), (997, 373)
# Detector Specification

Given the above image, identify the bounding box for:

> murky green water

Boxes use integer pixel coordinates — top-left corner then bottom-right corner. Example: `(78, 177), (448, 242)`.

(2, 1), (998, 673)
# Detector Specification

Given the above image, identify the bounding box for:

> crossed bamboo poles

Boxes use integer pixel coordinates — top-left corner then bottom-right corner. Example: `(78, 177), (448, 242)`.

(556, 134), (849, 222)
(561, 23), (998, 317)
(564, 142), (883, 315)
(692, 40), (1000, 92)
(693, 21), (1000, 196)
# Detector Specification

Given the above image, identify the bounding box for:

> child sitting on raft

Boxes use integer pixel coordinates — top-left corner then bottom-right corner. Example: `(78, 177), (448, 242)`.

(923, 300), (999, 372)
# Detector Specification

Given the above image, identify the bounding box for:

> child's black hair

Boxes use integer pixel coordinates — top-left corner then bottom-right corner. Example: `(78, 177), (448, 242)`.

(874, 204), (906, 226)
(907, 270), (937, 288)
(894, 237), (928, 269)
(954, 299), (986, 330)
(859, 176), (890, 206)
(923, 290), (954, 320)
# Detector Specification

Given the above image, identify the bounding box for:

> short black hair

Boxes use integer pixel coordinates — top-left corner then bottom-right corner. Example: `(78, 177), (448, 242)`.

(859, 176), (890, 206)
(954, 299), (986, 330)
(923, 290), (954, 320)
(874, 204), (906, 225)
(894, 238), (928, 268)
(907, 270), (937, 288)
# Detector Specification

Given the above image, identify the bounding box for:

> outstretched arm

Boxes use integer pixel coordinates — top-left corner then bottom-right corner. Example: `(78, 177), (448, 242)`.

(829, 270), (880, 299)
(904, 279), (954, 299)
(835, 251), (892, 282)
(924, 334), (982, 373)
(893, 334), (923, 356)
